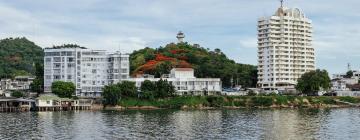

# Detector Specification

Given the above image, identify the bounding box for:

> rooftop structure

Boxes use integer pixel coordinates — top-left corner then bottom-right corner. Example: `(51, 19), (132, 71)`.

(176, 31), (185, 43)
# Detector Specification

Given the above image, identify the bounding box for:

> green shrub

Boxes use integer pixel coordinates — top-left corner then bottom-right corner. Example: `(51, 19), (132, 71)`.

(11, 91), (24, 98)
(275, 96), (288, 105)
(233, 100), (246, 107)
(317, 96), (336, 104)
(251, 96), (273, 107)
(206, 96), (225, 107)
(338, 96), (360, 103)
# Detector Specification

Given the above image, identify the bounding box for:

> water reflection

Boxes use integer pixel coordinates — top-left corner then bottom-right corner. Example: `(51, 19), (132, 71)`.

(0, 108), (360, 139)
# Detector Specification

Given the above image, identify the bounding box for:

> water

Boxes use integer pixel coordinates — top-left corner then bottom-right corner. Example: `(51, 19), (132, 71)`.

(0, 108), (360, 140)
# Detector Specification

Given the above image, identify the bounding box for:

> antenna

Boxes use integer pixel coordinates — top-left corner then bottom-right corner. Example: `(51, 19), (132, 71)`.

(280, 0), (284, 7)
(348, 63), (351, 71)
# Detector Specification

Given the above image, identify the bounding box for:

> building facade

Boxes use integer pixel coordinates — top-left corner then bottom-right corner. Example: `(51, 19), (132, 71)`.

(44, 46), (129, 97)
(128, 68), (222, 95)
(257, 3), (315, 90)
(0, 76), (34, 91)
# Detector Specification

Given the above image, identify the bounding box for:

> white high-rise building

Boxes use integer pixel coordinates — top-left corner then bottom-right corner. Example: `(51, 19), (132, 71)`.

(257, 2), (315, 90)
(44, 46), (129, 97)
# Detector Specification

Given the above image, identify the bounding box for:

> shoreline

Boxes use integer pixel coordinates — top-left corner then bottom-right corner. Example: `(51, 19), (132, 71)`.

(102, 104), (355, 111)
(102, 95), (360, 111)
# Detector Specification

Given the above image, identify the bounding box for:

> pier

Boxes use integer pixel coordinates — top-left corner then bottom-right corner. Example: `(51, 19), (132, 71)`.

(0, 97), (34, 112)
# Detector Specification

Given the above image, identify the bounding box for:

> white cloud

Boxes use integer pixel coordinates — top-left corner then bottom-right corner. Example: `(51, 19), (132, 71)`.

(0, 0), (359, 74)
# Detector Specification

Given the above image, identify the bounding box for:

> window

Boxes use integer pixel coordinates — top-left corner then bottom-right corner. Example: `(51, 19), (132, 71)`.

(68, 57), (74, 62)
(46, 101), (50, 104)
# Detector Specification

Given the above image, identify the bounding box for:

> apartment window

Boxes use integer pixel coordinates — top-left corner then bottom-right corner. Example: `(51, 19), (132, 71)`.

(121, 75), (127, 79)
(54, 75), (60, 80)
(68, 57), (74, 62)
(121, 69), (128, 73)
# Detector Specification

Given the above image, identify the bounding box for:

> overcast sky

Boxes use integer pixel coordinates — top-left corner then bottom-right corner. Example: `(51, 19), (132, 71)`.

(0, 0), (359, 74)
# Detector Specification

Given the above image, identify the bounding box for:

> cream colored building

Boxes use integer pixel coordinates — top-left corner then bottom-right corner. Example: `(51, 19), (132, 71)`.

(128, 68), (222, 95)
(257, 2), (315, 90)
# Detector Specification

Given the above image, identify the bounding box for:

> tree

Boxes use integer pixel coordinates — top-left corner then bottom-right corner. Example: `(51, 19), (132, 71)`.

(155, 79), (175, 98)
(0, 37), (43, 78)
(119, 81), (137, 98)
(51, 81), (75, 98)
(102, 83), (122, 105)
(296, 69), (331, 96)
(345, 70), (353, 78)
(102, 81), (137, 105)
(140, 80), (156, 99)
(11, 91), (24, 98)
(30, 63), (44, 93)
(129, 43), (258, 88)
(155, 61), (172, 78)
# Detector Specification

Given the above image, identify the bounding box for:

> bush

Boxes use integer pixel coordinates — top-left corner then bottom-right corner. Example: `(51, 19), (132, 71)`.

(247, 90), (257, 96)
(275, 96), (288, 105)
(338, 96), (360, 104)
(51, 81), (75, 98)
(317, 96), (336, 104)
(11, 91), (24, 98)
(251, 96), (273, 107)
(206, 96), (225, 107)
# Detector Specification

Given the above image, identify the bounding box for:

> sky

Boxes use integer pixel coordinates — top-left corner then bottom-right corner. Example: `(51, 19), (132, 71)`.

(0, 0), (359, 75)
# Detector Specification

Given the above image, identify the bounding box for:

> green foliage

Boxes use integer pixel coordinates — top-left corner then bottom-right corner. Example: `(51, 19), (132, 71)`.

(103, 83), (122, 105)
(140, 80), (156, 99)
(275, 96), (288, 105)
(130, 43), (257, 88)
(247, 90), (257, 96)
(30, 63), (44, 93)
(251, 96), (273, 107)
(345, 70), (353, 78)
(0, 37), (43, 78)
(51, 81), (75, 98)
(155, 79), (175, 98)
(116, 96), (350, 109)
(102, 81), (138, 105)
(119, 81), (137, 98)
(296, 69), (331, 96)
(11, 91), (24, 98)
(154, 61), (172, 78)
(338, 96), (360, 103)
(139, 79), (175, 99)
(306, 96), (336, 105)
(206, 96), (225, 107)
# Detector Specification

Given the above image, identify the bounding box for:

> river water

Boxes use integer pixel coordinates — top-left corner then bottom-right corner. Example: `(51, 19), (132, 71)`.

(0, 108), (359, 140)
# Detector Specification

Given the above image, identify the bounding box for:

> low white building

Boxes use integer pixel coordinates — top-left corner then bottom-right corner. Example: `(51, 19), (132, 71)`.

(331, 80), (349, 91)
(0, 76), (35, 91)
(128, 68), (222, 95)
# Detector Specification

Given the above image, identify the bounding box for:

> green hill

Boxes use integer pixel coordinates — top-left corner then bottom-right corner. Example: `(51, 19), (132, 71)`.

(130, 42), (257, 88)
(0, 37), (44, 78)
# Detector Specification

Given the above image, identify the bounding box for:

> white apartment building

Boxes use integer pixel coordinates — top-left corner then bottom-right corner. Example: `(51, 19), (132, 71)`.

(44, 46), (129, 97)
(128, 68), (222, 95)
(257, 2), (315, 91)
